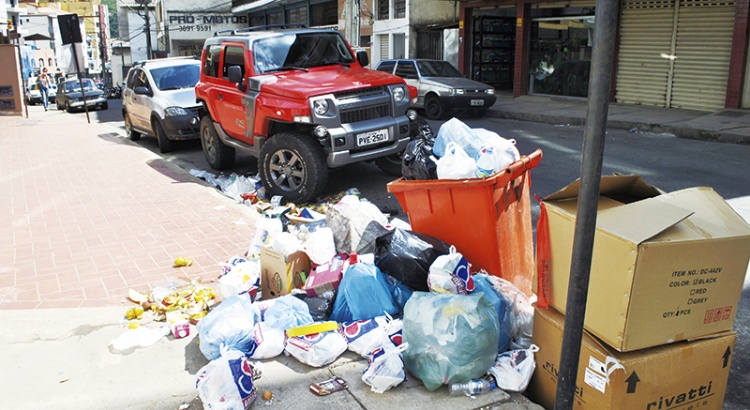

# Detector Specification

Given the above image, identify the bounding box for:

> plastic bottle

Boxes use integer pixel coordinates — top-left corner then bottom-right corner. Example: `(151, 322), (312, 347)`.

(448, 379), (496, 396)
(475, 146), (499, 178)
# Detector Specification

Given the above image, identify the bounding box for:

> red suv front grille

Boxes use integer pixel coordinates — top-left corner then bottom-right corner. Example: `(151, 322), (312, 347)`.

(340, 103), (390, 124)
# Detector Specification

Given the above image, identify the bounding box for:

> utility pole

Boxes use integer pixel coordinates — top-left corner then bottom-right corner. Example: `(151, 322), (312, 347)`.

(135, 0), (153, 59)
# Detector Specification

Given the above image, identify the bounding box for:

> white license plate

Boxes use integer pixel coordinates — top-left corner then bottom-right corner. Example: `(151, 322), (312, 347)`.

(470, 99), (485, 106)
(357, 129), (389, 147)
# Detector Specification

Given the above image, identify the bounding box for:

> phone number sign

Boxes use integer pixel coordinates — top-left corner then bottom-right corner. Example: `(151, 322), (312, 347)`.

(168, 14), (248, 39)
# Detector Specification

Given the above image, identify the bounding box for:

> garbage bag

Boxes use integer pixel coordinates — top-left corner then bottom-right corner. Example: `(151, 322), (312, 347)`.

(355, 220), (391, 255)
(294, 290), (335, 322)
(402, 139), (438, 180)
(435, 142), (476, 180)
(196, 347), (261, 410)
(341, 315), (403, 358)
(473, 274), (512, 353)
(330, 263), (399, 323)
(285, 329), (349, 367)
(196, 295), (258, 361)
(327, 195), (389, 254)
(434, 117), (480, 159)
(247, 322), (286, 360)
(479, 273), (535, 350)
(361, 343), (409, 393)
(488, 344), (540, 392)
(402, 292), (500, 391)
(374, 228), (451, 292)
(218, 259), (261, 301)
(383, 274), (413, 313)
(263, 294), (314, 331)
(427, 246), (475, 295)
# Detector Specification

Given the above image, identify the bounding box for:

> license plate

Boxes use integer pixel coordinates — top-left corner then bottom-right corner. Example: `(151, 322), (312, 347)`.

(470, 99), (485, 106)
(357, 129), (389, 147)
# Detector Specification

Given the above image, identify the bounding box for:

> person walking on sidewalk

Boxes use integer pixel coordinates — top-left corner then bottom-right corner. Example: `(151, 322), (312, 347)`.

(37, 68), (50, 111)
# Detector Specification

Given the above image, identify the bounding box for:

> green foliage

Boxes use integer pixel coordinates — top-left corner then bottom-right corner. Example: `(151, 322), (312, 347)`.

(101, 0), (119, 38)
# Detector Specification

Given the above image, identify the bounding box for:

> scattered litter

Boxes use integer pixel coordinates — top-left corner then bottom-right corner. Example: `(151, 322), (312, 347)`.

(111, 325), (170, 352)
(309, 377), (348, 396)
(173, 257), (194, 267)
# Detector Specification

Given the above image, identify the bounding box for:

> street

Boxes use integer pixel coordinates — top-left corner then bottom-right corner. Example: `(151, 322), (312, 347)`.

(55, 99), (750, 409)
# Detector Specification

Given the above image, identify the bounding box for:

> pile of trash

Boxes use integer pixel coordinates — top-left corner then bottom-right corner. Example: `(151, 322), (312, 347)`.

(114, 119), (540, 409)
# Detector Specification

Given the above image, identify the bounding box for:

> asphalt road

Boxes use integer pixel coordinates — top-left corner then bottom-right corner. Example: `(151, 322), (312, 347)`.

(97, 99), (749, 409)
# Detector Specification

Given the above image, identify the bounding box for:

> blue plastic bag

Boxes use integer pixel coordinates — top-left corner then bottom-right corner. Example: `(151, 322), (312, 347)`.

(263, 294), (314, 330)
(383, 274), (413, 314)
(196, 295), (258, 360)
(402, 292), (500, 391)
(330, 263), (399, 323)
(473, 274), (511, 352)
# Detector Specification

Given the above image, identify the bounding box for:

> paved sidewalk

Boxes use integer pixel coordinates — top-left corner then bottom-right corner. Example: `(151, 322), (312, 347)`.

(487, 94), (750, 144)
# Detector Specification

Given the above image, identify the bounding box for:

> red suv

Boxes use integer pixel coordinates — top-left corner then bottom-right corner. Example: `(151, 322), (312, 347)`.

(195, 26), (418, 202)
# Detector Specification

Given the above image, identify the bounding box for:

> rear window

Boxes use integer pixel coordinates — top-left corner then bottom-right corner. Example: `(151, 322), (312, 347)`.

(150, 64), (200, 90)
(204, 45), (222, 78)
(376, 61), (395, 74)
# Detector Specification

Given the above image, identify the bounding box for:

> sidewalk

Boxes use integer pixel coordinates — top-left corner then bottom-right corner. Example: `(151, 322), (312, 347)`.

(487, 93), (750, 144)
(0, 106), (543, 410)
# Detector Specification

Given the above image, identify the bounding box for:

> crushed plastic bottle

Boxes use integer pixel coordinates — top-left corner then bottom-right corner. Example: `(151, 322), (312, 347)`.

(448, 378), (496, 396)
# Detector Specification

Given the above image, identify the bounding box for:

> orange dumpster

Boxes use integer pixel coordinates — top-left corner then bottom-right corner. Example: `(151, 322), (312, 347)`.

(387, 149), (542, 296)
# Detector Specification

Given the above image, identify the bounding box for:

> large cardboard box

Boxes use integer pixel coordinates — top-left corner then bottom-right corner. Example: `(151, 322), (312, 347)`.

(539, 175), (750, 351)
(260, 247), (310, 299)
(528, 307), (736, 410)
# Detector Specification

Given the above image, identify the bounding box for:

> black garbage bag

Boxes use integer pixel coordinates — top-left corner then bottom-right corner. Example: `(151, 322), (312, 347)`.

(293, 290), (336, 322)
(402, 120), (437, 180)
(374, 228), (451, 292)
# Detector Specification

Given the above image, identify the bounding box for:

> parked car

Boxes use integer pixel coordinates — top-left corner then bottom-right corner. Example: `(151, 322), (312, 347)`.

(25, 83), (57, 105)
(375, 59), (496, 120)
(56, 78), (108, 112)
(122, 57), (202, 153)
(194, 26), (418, 202)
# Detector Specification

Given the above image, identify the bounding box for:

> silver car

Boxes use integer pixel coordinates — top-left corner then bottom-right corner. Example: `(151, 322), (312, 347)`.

(376, 59), (496, 120)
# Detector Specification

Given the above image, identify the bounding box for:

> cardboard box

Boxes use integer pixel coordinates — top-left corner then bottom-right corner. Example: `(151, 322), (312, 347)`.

(260, 247), (311, 299)
(540, 175), (750, 351)
(528, 307), (736, 410)
(303, 254), (348, 297)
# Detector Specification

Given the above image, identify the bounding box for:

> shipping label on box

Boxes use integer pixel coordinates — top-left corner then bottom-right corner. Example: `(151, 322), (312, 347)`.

(527, 307), (736, 410)
(260, 247), (310, 299)
(539, 175), (750, 351)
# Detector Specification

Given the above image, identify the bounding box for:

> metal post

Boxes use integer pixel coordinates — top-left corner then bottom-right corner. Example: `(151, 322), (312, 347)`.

(144, 2), (152, 59)
(65, 16), (91, 124)
(553, 0), (619, 408)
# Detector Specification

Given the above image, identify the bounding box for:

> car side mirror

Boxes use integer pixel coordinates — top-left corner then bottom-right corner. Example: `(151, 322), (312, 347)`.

(227, 66), (246, 92)
(134, 86), (152, 97)
(356, 50), (369, 67)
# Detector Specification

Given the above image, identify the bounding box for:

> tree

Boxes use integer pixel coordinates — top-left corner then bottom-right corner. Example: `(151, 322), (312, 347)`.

(101, 0), (119, 38)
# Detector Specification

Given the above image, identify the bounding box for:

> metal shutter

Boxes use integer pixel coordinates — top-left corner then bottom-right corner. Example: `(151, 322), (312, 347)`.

(379, 34), (390, 60)
(616, 0), (675, 107)
(670, 0), (735, 111)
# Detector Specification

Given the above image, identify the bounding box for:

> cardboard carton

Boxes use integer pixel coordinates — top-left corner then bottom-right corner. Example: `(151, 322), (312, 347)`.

(528, 307), (736, 410)
(260, 247), (311, 299)
(303, 254), (348, 297)
(539, 175), (750, 351)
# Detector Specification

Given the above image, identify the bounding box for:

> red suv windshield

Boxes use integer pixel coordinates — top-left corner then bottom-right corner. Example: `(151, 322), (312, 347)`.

(253, 32), (356, 74)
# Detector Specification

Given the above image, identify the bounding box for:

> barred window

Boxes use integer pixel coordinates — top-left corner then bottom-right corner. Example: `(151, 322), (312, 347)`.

(394, 0), (405, 18)
(377, 0), (389, 20)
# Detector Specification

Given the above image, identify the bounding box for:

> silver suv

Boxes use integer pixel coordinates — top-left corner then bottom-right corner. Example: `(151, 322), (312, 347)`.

(122, 58), (202, 153)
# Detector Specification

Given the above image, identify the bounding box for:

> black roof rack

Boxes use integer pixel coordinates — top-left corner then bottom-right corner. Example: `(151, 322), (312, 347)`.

(213, 24), (309, 36)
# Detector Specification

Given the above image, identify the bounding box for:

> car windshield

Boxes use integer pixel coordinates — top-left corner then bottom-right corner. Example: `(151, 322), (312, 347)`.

(416, 61), (464, 78)
(65, 79), (96, 92)
(150, 64), (200, 90)
(253, 32), (356, 74)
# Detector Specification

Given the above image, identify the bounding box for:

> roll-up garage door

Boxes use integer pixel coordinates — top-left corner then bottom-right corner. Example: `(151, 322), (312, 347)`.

(670, 0), (735, 111)
(379, 34), (390, 60)
(616, 0), (675, 107)
(617, 0), (735, 111)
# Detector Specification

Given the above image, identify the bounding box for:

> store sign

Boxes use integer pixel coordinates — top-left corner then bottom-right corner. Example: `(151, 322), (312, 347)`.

(168, 13), (248, 39)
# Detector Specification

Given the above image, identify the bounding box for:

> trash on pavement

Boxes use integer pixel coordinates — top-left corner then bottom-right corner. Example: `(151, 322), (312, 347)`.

(402, 292), (500, 391)
(285, 328), (348, 367)
(327, 195), (389, 254)
(285, 320), (339, 338)
(196, 295), (258, 360)
(262, 294), (314, 331)
(217, 257), (261, 301)
(488, 344), (539, 393)
(341, 315), (403, 358)
(173, 256), (194, 267)
(361, 342), (409, 393)
(111, 325), (170, 352)
(427, 246), (474, 295)
(448, 378), (496, 396)
(166, 311), (190, 339)
(309, 376), (348, 396)
(374, 228), (451, 292)
(196, 348), (261, 410)
(302, 253), (348, 297)
(247, 322), (286, 360)
(260, 247), (310, 299)
(330, 262), (399, 323)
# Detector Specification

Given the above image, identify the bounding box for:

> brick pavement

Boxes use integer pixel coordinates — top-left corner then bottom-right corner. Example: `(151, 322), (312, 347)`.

(0, 106), (259, 309)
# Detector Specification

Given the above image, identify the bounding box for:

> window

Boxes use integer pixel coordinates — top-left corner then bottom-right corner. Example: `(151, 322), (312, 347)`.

(286, 4), (308, 25)
(393, 33), (405, 59)
(48, 58), (53, 66)
(394, 0), (405, 18)
(377, 0), (389, 20)
(126, 68), (138, 88)
(311, 2), (337, 26)
(204, 45), (222, 78)
(376, 61), (395, 74)
(394, 61), (417, 79)
(39, 58), (45, 67)
(222, 46), (245, 79)
(135, 70), (150, 89)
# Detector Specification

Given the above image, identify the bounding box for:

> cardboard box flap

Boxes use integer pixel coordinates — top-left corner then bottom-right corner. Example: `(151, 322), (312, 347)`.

(654, 187), (750, 238)
(543, 174), (663, 202)
(596, 197), (694, 244)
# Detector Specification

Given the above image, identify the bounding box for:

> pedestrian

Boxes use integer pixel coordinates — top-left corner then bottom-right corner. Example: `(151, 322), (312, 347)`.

(38, 68), (50, 111)
(55, 67), (64, 84)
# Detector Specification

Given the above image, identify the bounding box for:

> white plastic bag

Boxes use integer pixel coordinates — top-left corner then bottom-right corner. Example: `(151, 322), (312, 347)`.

(361, 343), (409, 393)
(435, 142), (476, 180)
(196, 348), (261, 410)
(488, 344), (540, 392)
(341, 315), (403, 358)
(434, 117), (481, 159)
(247, 322), (286, 360)
(427, 246), (475, 295)
(327, 195), (389, 253)
(218, 259), (261, 300)
(472, 128), (520, 171)
(196, 295), (258, 360)
(248, 217), (283, 257)
(302, 227), (337, 265)
(285, 329), (349, 367)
